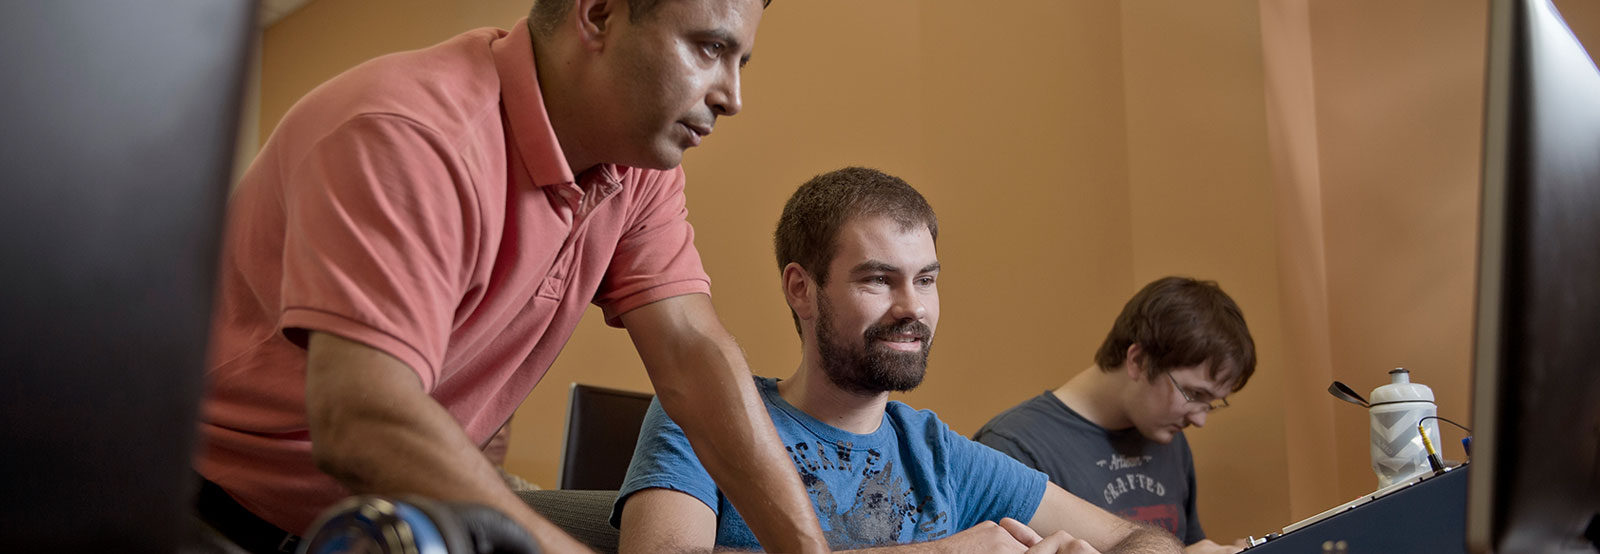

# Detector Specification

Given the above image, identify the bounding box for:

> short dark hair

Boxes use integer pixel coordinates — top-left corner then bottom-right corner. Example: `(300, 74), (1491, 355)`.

(529, 0), (773, 37)
(774, 167), (937, 335)
(1094, 276), (1256, 391)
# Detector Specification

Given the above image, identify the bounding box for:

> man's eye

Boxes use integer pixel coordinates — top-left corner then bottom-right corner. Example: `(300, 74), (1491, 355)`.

(865, 276), (888, 285)
(702, 42), (726, 57)
(916, 276), (936, 286)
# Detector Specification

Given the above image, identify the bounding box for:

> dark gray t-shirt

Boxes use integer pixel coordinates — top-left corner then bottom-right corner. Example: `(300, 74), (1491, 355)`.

(973, 391), (1205, 544)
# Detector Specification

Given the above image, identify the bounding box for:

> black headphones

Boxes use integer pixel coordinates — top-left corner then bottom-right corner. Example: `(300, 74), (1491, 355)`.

(298, 495), (541, 554)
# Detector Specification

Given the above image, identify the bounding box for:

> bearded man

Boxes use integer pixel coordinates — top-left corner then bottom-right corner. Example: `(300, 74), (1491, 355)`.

(611, 167), (1183, 554)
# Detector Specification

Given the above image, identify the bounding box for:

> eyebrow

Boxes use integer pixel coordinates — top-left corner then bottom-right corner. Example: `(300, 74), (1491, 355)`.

(1207, 370), (1243, 398)
(850, 261), (898, 275)
(1194, 382), (1229, 400)
(849, 260), (941, 275)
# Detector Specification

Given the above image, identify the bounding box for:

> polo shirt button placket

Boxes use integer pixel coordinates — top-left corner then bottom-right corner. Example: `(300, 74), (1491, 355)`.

(535, 181), (583, 300)
(535, 174), (619, 300)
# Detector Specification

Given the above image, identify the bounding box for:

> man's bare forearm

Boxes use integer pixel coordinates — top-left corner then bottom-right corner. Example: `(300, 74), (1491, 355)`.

(311, 402), (590, 551)
(624, 296), (829, 554)
(306, 333), (591, 552)
(1102, 523), (1183, 554)
(651, 338), (829, 554)
(680, 543), (938, 553)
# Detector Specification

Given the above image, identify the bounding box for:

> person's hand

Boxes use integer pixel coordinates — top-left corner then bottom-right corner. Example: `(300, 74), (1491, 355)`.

(1184, 538), (1244, 554)
(996, 518), (1102, 554)
(936, 519), (1035, 553)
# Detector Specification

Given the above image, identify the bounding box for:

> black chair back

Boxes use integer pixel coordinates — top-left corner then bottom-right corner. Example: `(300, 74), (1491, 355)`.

(558, 384), (655, 491)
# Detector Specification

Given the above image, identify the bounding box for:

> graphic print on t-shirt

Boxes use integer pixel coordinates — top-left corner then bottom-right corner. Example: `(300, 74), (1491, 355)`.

(787, 439), (947, 546)
(1119, 504), (1181, 534)
(972, 392), (1201, 543)
(1095, 453), (1181, 535)
(1097, 453), (1153, 470)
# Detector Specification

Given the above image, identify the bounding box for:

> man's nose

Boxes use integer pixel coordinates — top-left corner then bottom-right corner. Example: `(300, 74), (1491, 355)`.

(709, 67), (742, 117)
(888, 286), (927, 322)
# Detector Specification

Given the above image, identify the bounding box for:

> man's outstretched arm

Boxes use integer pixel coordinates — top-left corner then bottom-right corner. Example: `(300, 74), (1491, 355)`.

(304, 332), (592, 553)
(619, 488), (1075, 554)
(1028, 483), (1184, 554)
(621, 294), (830, 554)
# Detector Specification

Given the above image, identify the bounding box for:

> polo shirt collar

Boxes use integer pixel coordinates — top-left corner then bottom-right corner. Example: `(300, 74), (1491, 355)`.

(492, 18), (622, 188)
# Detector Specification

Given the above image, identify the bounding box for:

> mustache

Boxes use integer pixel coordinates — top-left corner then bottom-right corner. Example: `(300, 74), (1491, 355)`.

(865, 320), (932, 343)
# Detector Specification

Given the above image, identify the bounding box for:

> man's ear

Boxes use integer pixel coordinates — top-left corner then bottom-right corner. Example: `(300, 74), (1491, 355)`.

(1124, 343), (1147, 381)
(782, 263), (817, 322)
(572, 0), (618, 51)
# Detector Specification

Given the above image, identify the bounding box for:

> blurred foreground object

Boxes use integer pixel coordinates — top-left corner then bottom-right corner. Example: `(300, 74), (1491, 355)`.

(0, 1), (256, 552)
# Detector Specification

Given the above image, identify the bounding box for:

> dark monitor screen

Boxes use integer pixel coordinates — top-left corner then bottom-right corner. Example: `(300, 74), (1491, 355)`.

(1469, 0), (1600, 552)
(0, 1), (254, 552)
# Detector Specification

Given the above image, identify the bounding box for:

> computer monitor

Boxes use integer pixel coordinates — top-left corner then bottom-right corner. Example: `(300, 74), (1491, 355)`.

(0, 2), (254, 552)
(1469, 0), (1600, 552)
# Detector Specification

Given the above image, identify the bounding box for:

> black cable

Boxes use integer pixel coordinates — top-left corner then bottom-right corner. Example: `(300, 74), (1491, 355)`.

(1416, 415), (1473, 469)
(1419, 415), (1471, 433)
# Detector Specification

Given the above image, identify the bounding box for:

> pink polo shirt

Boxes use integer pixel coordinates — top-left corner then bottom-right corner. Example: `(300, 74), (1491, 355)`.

(198, 19), (710, 533)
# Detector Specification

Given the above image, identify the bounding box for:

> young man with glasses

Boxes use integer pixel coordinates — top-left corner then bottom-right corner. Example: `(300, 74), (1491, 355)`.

(975, 277), (1257, 554)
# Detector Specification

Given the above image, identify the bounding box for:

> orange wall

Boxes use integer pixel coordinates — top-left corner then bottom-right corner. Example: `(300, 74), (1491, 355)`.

(1306, 0), (1490, 504)
(1302, 0), (1600, 503)
(1258, 0), (1346, 522)
(255, 0), (1600, 543)
(1118, 0), (1291, 536)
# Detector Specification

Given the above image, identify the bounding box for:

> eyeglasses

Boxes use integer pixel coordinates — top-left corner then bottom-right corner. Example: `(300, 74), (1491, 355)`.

(1167, 372), (1229, 412)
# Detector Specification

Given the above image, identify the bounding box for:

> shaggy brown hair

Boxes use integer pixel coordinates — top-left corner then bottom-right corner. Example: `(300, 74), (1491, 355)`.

(1094, 276), (1257, 391)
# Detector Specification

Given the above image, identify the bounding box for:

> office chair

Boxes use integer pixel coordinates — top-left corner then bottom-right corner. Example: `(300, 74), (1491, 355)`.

(557, 384), (655, 491)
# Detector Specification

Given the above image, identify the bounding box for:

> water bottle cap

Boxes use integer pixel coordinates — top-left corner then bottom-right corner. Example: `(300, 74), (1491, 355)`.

(1370, 368), (1434, 404)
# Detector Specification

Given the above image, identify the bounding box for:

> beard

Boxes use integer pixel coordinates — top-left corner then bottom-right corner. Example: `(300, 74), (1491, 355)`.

(814, 295), (933, 395)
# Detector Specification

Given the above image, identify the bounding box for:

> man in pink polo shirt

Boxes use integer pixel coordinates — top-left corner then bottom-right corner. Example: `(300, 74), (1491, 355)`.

(196, 1), (830, 553)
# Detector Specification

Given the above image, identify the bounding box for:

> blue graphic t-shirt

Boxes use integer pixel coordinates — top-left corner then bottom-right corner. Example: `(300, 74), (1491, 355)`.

(612, 376), (1049, 550)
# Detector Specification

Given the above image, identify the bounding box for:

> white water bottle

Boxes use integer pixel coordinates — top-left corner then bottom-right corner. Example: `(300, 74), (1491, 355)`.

(1368, 368), (1440, 489)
